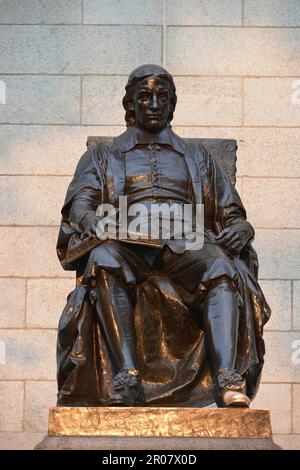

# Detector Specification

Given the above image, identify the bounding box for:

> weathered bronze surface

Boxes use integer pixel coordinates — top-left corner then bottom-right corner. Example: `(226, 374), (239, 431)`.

(48, 407), (272, 438)
(56, 64), (271, 409)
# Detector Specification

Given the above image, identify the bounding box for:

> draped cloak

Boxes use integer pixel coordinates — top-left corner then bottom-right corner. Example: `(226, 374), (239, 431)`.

(56, 133), (271, 407)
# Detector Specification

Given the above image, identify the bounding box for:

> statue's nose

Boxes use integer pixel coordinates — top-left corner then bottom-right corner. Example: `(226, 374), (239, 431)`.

(149, 94), (160, 110)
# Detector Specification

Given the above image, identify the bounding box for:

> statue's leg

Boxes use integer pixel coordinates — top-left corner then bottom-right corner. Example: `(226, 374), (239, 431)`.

(162, 243), (250, 407)
(83, 240), (153, 406)
(94, 269), (146, 406)
(203, 278), (239, 374)
(94, 268), (137, 372)
(202, 278), (249, 407)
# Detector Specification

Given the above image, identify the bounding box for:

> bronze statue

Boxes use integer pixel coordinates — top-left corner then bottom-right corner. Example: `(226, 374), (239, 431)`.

(56, 64), (271, 409)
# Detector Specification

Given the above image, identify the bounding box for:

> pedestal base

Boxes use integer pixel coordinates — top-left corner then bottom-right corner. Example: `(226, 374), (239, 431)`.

(36, 435), (280, 450)
(35, 407), (281, 450)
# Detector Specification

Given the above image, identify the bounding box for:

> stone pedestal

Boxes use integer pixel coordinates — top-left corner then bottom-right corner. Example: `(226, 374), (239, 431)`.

(35, 407), (281, 450)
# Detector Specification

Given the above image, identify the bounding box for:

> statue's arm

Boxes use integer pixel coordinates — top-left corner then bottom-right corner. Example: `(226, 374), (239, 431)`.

(205, 149), (255, 254)
(57, 143), (108, 269)
(69, 187), (101, 237)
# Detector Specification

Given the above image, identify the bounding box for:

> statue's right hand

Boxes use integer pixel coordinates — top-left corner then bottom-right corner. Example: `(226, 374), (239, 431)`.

(80, 212), (99, 239)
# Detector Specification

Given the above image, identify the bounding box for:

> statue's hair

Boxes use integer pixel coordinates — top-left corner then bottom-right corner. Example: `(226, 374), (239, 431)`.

(122, 64), (177, 127)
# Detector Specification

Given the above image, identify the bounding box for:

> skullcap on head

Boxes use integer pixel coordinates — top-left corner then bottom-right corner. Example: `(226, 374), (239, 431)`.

(126, 64), (175, 90)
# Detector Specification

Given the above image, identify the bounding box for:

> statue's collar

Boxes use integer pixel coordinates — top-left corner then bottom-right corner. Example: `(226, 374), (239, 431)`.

(113, 126), (186, 155)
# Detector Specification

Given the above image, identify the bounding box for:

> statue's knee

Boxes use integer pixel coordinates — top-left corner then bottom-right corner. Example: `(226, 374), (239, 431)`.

(205, 274), (244, 310)
(85, 241), (136, 286)
(215, 273), (235, 286)
(208, 275), (236, 293)
(88, 240), (123, 264)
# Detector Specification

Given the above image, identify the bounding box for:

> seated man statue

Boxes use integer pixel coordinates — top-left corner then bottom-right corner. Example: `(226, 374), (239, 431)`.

(56, 64), (271, 409)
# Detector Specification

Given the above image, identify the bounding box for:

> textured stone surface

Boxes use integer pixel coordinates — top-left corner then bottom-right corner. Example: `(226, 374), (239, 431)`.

(293, 384), (300, 433)
(0, 0), (82, 24)
(0, 125), (124, 175)
(82, 76), (126, 125)
(243, 179), (300, 229)
(252, 384), (292, 434)
(244, 0), (300, 27)
(293, 281), (300, 330)
(26, 278), (74, 328)
(244, 78), (300, 126)
(49, 407), (272, 438)
(259, 280), (291, 331)
(0, 279), (26, 328)
(234, 128), (300, 178)
(84, 0), (163, 25)
(173, 126), (300, 178)
(0, 227), (70, 277)
(35, 435), (280, 450)
(273, 434), (300, 450)
(166, 28), (300, 76)
(0, 329), (56, 380)
(253, 230), (300, 279)
(262, 332), (300, 383)
(0, 26), (162, 74)
(24, 381), (57, 432)
(0, 432), (44, 450)
(0, 382), (24, 432)
(172, 77), (242, 126)
(0, 76), (80, 124)
(166, 0), (242, 26)
(0, 176), (70, 225)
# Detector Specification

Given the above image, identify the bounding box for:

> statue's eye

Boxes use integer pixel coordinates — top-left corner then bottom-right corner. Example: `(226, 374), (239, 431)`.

(159, 93), (169, 102)
(139, 93), (149, 102)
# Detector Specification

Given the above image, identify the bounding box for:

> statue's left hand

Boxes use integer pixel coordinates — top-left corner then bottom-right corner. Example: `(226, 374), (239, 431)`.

(215, 221), (253, 255)
(79, 212), (99, 240)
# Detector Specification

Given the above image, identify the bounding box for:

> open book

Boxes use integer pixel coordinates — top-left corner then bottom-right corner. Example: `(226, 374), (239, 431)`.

(65, 234), (164, 265)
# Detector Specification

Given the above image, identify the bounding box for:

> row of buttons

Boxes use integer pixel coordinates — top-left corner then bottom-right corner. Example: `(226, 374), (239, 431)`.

(147, 143), (161, 197)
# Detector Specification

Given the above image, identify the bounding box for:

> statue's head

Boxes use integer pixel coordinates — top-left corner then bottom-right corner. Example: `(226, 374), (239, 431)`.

(122, 64), (177, 133)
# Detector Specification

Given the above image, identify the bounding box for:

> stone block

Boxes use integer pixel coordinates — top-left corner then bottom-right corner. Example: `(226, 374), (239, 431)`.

(273, 434), (300, 450)
(259, 280), (291, 331)
(166, 28), (300, 76)
(0, 227), (71, 277)
(173, 126), (300, 178)
(26, 279), (75, 328)
(82, 76), (126, 125)
(166, 0), (242, 26)
(0, 0), (82, 24)
(261, 332), (300, 383)
(293, 281), (300, 330)
(0, 176), (71, 225)
(252, 383), (291, 434)
(243, 178), (300, 229)
(24, 381), (57, 432)
(0, 432), (44, 450)
(0, 382), (24, 432)
(172, 77), (242, 126)
(244, 0), (300, 27)
(0, 75), (80, 124)
(253, 229), (300, 279)
(84, 0), (163, 24)
(0, 279), (26, 328)
(0, 26), (162, 74)
(292, 384), (300, 433)
(0, 125), (125, 175)
(244, 78), (300, 126)
(0, 329), (56, 380)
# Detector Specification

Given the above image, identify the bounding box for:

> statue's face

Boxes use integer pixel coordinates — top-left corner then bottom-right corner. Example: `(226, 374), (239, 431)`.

(132, 76), (172, 133)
